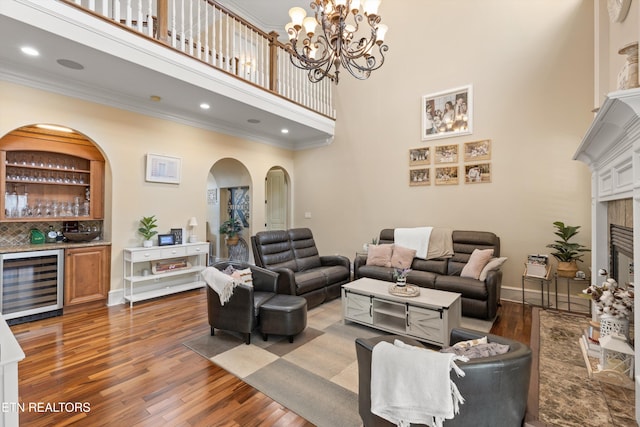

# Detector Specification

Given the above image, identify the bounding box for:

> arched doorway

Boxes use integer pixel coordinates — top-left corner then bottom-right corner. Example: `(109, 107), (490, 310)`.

(207, 158), (252, 262)
(265, 166), (290, 231)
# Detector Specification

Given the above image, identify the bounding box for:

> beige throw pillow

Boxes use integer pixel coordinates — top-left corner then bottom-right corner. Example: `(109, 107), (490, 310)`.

(366, 244), (394, 267)
(479, 257), (508, 281)
(390, 245), (417, 269)
(231, 268), (253, 287)
(460, 248), (494, 279)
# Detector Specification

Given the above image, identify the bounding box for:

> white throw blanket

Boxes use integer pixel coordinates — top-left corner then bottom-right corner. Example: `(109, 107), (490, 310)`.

(371, 340), (467, 427)
(201, 267), (238, 305)
(395, 227), (433, 259)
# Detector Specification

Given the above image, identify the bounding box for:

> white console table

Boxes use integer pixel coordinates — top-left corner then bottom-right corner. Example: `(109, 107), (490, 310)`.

(123, 242), (209, 307)
(0, 316), (25, 427)
(342, 278), (461, 347)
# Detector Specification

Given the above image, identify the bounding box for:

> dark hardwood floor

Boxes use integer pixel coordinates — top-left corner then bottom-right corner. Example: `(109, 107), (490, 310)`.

(9, 289), (532, 426)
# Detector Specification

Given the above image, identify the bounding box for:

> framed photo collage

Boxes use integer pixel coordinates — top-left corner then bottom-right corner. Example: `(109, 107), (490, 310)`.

(410, 84), (492, 186)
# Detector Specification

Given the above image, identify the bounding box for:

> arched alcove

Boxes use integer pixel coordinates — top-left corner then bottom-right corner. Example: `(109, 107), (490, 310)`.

(265, 166), (291, 231)
(207, 158), (252, 262)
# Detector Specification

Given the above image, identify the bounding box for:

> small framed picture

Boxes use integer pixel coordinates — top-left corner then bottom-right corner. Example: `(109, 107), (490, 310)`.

(409, 168), (430, 186)
(409, 147), (430, 166)
(170, 228), (183, 245)
(146, 153), (181, 184)
(422, 85), (473, 141)
(158, 234), (176, 246)
(464, 139), (492, 162)
(464, 162), (492, 184)
(435, 144), (458, 164)
(435, 166), (459, 185)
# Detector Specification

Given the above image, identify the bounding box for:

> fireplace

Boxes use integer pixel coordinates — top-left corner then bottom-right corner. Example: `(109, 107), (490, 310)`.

(610, 224), (634, 286)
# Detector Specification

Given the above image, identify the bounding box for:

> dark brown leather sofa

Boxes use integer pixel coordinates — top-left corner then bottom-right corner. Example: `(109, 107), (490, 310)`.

(251, 228), (351, 309)
(354, 229), (502, 319)
(355, 329), (532, 427)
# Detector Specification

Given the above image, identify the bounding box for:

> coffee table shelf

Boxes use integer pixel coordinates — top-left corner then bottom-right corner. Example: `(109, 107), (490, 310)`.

(342, 278), (461, 347)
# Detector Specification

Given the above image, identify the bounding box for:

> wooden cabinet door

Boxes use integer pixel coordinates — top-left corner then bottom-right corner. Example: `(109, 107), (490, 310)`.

(64, 245), (110, 306)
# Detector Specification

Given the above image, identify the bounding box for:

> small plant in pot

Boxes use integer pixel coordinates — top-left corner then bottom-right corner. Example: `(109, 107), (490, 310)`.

(219, 217), (243, 246)
(546, 221), (590, 278)
(138, 215), (158, 247)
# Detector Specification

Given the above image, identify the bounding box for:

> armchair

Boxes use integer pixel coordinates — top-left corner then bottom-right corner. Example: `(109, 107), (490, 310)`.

(356, 329), (532, 427)
(206, 261), (278, 344)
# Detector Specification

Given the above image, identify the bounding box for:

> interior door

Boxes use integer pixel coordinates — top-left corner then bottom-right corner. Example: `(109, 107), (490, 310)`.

(265, 168), (287, 230)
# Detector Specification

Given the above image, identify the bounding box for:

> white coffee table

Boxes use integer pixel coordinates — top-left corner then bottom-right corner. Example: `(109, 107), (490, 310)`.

(342, 277), (461, 347)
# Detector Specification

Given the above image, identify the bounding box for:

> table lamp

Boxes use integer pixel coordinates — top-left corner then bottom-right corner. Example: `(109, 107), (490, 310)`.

(188, 217), (198, 243)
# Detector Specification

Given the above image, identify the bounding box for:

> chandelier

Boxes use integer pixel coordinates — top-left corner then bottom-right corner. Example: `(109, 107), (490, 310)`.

(285, 0), (389, 84)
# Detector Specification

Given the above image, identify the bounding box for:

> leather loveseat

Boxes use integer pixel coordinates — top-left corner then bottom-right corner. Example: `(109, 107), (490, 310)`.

(354, 229), (502, 319)
(251, 228), (351, 309)
(355, 329), (532, 427)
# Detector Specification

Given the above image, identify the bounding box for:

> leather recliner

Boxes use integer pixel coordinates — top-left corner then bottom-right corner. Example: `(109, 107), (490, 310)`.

(355, 328), (532, 427)
(206, 261), (279, 344)
(251, 228), (351, 309)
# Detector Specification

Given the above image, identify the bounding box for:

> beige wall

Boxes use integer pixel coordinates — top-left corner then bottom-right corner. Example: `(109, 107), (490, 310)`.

(0, 81), (294, 294)
(293, 0), (595, 291)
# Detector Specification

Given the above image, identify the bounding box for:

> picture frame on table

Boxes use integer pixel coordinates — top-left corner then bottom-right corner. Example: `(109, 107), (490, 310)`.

(422, 85), (473, 141)
(145, 153), (181, 184)
(170, 228), (183, 245)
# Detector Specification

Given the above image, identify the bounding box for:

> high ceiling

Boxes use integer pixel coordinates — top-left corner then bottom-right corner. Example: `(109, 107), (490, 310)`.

(0, 1), (332, 150)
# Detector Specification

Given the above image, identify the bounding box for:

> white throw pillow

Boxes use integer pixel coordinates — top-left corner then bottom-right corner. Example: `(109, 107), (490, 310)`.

(479, 257), (508, 281)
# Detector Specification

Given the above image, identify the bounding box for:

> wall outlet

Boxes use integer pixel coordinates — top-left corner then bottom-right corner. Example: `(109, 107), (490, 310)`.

(304, 212), (312, 219)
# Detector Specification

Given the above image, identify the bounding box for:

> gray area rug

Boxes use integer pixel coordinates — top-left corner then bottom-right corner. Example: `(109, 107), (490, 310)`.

(537, 309), (636, 427)
(183, 298), (494, 427)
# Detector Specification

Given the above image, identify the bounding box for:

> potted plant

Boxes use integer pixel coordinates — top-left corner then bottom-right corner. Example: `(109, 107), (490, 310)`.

(393, 268), (411, 287)
(138, 215), (158, 247)
(219, 217), (243, 246)
(546, 221), (590, 278)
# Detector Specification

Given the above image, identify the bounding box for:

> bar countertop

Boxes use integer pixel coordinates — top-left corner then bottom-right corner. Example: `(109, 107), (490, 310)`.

(0, 240), (111, 254)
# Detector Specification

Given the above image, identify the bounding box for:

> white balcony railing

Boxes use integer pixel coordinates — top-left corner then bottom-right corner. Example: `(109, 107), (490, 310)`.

(61, 0), (336, 119)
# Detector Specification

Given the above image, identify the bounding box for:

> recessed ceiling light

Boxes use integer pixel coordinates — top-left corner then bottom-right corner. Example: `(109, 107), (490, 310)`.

(21, 46), (39, 57)
(200, 103), (210, 110)
(35, 124), (74, 133)
(57, 59), (84, 70)
(247, 119), (260, 124)
(281, 129), (289, 134)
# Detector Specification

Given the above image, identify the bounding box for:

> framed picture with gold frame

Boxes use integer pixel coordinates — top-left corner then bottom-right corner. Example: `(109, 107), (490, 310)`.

(435, 144), (458, 164)
(435, 166), (459, 185)
(409, 168), (430, 186)
(464, 139), (491, 162)
(409, 147), (430, 166)
(464, 162), (492, 184)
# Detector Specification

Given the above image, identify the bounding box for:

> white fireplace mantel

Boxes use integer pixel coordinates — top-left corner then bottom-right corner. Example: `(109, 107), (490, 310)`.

(573, 87), (640, 422)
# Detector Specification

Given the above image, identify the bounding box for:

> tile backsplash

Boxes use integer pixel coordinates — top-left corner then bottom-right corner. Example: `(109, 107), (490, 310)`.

(0, 221), (103, 246)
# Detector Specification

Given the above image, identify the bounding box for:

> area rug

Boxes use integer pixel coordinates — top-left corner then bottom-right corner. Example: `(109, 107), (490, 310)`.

(535, 308), (636, 427)
(183, 298), (494, 427)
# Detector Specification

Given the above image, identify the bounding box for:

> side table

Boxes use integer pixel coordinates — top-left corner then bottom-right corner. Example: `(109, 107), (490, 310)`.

(521, 272), (554, 308)
(554, 274), (591, 314)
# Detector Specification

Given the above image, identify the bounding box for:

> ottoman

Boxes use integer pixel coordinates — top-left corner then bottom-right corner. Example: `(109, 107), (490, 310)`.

(259, 294), (307, 343)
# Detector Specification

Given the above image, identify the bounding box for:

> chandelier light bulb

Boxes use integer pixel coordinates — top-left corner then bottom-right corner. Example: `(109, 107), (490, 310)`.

(363, 0), (381, 16)
(289, 7), (307, 28)
(375, 24), (388, 44)
(302, 16), (318, 36)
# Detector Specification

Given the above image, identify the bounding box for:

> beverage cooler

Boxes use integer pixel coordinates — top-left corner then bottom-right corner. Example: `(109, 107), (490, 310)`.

(0, 249), (64, 325)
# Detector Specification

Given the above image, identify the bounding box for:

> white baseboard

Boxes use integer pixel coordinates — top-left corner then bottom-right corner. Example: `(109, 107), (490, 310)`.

(108, 289), (125, 306)
(500, 284), (591, 314)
